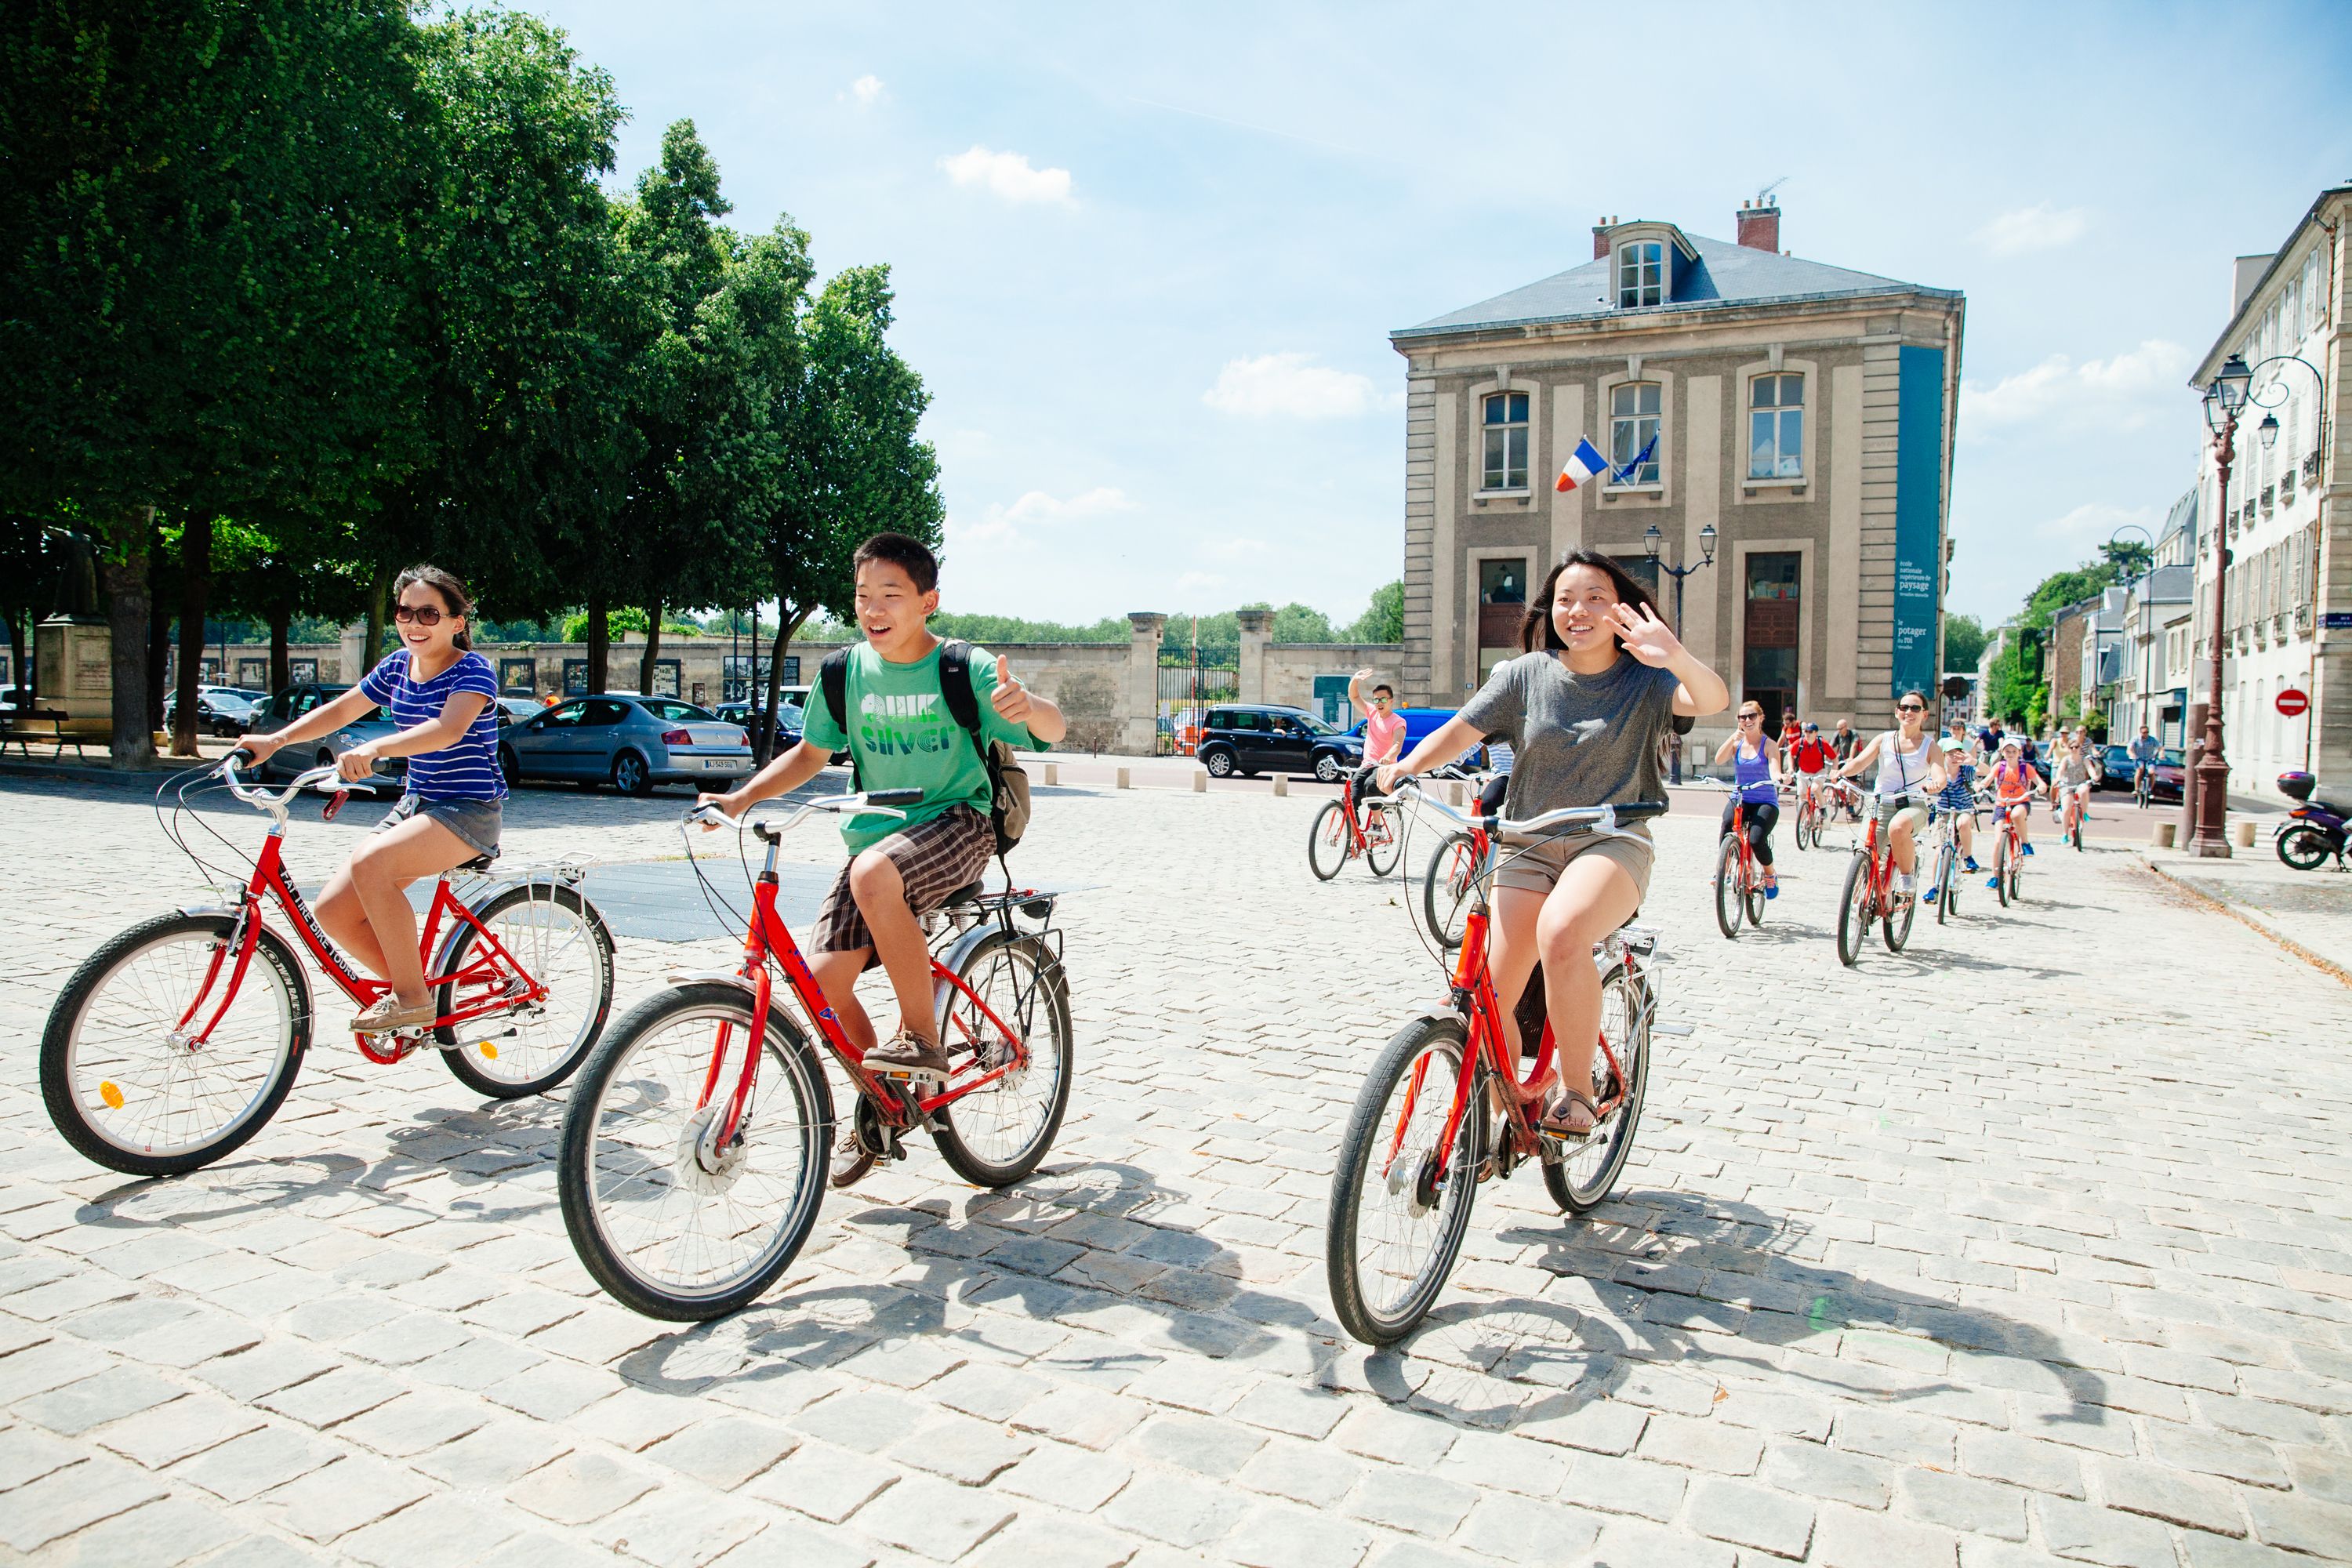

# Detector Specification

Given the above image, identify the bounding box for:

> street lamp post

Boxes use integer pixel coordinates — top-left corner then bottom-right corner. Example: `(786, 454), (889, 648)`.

(1644, 520), (1717, 783)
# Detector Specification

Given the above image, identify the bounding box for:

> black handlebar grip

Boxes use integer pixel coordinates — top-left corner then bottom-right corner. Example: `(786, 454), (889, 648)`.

(1616, 801), (1670, 820)
(226, 746), (256, 764)
(865, 788), (924, 807)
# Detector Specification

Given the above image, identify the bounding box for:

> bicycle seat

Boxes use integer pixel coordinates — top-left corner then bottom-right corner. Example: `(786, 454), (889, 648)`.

(456, 853), (498, 873)
(940, 880), (985, 908)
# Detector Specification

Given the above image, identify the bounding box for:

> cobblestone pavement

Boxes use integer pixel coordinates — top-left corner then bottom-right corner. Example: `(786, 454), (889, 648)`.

(5, 769), (2352, 1567)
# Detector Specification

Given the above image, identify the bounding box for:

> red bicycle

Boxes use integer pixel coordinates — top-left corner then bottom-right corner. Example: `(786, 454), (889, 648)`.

(1309, 774), (1402, 880)
(1988, 796), (2027, 906)
(1327, 781), (1663, 1345)
(1710, 785), (1769, 939)
(557, 789), (1073, 1319)
(41, 756), (615, 1177)
(1835, 793), (1921, 966)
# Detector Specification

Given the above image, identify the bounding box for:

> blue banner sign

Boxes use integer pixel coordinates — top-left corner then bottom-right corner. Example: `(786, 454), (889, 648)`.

(1893, 346), (1947, 698)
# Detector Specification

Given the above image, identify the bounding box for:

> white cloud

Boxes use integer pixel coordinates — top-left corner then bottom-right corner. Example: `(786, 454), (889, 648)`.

(1202, 536), (1271, 561)
(938, 146), (1073, 205)
(1203, 352), (1383, 419)
(1976, 202), (2090, 258)
(848, 74), (884, 106)
(946, 486), (1134, 554)
(1960, 339), (2190, 431)
(1002, 486), (1133, 522)
(2035, 501), (2158, 541)
(1174, 570), (1225, 594)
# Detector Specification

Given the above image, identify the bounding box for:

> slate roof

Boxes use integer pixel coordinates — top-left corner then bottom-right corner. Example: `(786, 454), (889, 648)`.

(1393, 232), (1959, 341)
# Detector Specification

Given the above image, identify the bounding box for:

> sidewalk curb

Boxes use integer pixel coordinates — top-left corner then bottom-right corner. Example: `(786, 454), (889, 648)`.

(2137, 854), (2352, 989)
(0, 756), (216, 791)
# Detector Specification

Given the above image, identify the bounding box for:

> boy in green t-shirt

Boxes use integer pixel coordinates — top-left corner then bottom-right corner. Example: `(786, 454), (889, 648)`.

(703, 533), (1065, 1185)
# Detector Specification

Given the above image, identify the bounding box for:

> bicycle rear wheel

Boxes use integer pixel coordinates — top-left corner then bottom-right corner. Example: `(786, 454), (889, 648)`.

(1541, 964), (1650, 1214)
(1712, 837), (1742, 940)
(1836, 854), (1871, 967)
(558, 982), (832, 1321)
(1422, 831), (1478, 951)
(1326, 1014), (1485, 1346)
(1882, 875), (1916, 952)
(931, 931), (1073, 1187)
(1363, 805), (1402, 878)
(1744, 864), (1768, 928)
(42, 913), (310, 1177)
(1307, 800), (1349, 882)
(437, 882), (615, 1098)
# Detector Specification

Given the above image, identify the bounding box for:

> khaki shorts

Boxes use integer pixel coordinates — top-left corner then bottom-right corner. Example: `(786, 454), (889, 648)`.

(1492, 826), (1653, 902)
(1875, 798), (1931, 837)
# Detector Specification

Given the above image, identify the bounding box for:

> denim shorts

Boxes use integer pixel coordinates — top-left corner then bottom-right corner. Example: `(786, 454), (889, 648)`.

(377, 794), (502, 861)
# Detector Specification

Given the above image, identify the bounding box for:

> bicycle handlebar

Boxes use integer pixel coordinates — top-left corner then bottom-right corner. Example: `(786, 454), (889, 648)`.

(1388, 777), (1663, 840)
(220, 753), (347, 812)
(686, 788), (916, 840)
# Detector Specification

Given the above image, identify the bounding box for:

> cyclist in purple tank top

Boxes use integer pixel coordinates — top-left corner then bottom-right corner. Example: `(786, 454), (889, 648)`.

(1712, 702), (1781, 896)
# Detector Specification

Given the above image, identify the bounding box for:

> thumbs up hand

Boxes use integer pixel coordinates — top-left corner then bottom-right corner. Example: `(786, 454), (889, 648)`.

(989, 655), (1033, 725)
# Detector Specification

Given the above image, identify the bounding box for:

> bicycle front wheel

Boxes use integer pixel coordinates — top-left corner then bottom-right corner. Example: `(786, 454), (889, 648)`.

(1307, 800), (1350, 881)
(1835, 854), (1871, 967)
(1993, 834), (2011, 907)
(1542, 963), (1650, 1214)
(1934, 844), (1955, 925)
(1713, 837), (1742, 940)
(558, 983), (833, 1321)
(438, 882), (615, 1099)
(931, 931), (1073, 1187)
(1363, 805), (1401, 878)
(1326, 1014), (1486, 1346)
(1422, 831), (1479, 951)
(42, 913), (310, 1177)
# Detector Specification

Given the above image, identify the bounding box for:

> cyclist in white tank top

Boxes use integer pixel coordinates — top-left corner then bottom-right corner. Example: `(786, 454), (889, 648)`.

(1834, 690), (1948, 902)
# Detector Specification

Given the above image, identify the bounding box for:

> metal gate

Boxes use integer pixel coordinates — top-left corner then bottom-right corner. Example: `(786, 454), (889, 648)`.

(1157, 647), (1237, 754)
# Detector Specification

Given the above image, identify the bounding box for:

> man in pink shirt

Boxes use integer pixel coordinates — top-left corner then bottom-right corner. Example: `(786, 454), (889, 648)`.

(1349, 667), (1406, 802)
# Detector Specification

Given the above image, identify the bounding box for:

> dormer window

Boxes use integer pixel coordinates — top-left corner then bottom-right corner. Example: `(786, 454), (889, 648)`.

(1617, 241), (1664, 308)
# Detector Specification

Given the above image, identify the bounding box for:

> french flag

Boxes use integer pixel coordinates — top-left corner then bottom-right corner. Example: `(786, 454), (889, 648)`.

(1554, 437), (1609, 493)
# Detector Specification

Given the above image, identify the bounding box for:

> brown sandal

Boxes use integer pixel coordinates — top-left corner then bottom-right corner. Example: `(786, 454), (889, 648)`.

(1539, 1085), (1601, 1138)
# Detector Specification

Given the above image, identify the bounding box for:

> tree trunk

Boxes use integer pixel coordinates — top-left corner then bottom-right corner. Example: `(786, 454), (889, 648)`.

(269, 603), (292, 693)
(638, 602), (664, 695)
(145, 550), (169, 735)
(361, 561), (393, 673)
(100, 511), (156, 768)
(172, 515), (213, 756)
(586, 589), (609, 694)
(757, 608), (808, 764)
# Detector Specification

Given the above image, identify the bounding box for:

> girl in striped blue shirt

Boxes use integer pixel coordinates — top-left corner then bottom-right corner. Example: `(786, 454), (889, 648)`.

(238, 564), (504, 1035)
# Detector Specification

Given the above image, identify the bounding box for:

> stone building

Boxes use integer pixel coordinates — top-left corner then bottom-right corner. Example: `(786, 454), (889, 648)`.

(1388, 200), (1965, 753)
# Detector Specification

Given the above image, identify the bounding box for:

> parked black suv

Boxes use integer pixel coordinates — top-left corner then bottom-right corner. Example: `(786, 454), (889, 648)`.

(1196, 705), (1363, 782)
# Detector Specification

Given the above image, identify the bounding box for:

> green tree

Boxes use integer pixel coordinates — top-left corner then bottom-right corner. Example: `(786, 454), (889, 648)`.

(1344, 580), (1405, 644)
(2, 0), (430, 763)
(1941, 612), (1988, 674)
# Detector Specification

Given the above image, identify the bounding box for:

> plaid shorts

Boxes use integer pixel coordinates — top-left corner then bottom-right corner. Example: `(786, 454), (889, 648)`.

(813, 804), (994, 956)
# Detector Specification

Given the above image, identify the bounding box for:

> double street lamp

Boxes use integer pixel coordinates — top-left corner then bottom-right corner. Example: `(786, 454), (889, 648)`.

(1644, 519), (1716, 783)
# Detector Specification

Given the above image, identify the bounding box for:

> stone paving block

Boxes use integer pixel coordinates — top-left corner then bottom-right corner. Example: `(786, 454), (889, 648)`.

(1961, 1428), (2087, 1497)
(505, 1448), (660, 1526)
(169, 1421), (340, 1503)
(1345, 1465), (1480, 1537)
(259, 1452), (436, 1541)
(971, 1515), (1142, 1568)
(642, 1413), (800, 1491)
(2147, 1421), (2292, 1489)
(0, 1335), (108, 1401)
(1812, 1501), (1960, 1568)
(1759, 1436), (1892, 1508)
(1229, 1379), (1348, 1440)
(890, 1410), (1033, 1485)
(1223, 1501), (1374, 1568)
(790, 1387), (928, 1454)
(475, 1530), (619, 1568)
(0, 1421), (83, 1490)
(28, 1493), (244, 1567)
(0, 1454), (167, 1552)
(191, 1338), (340, 1402)
(256, 1364), (407, 1428)
(333, 1390), (492, 1457)
(1331, 1403), (1459, 1468)
(1577, 1517), (1739, 1567)
(2246, 1490), (2352, 1559)
(709, 1518), (880, 1568)
(850, 1472), (1016, 1560)
(1451, 1492), (1606, 1564)
(93, 1389), (267, 1468)
(483, 1356), (615, 1421)
(589, 1485), (769, 1568)
(407, 1417), (572, 1487)
(1131, 1410), (1266, 1478)
(1512, 1397), (1646, 1456)
(338, 1494), (523, 1568)
(1637, 1412), (1766, 1475)
(2089, 1454), (2245, 1536)
(745, 1441), (902, 1523)
(1899, 1467), (2031, 1541)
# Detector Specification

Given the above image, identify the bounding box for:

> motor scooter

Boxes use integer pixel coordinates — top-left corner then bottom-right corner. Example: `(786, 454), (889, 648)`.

(2276, 771), (2349, 870)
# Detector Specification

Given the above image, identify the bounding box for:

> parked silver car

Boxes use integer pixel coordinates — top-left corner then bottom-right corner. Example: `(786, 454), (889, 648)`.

(250, 684), (407, 794)
(499, 694), (753, 794)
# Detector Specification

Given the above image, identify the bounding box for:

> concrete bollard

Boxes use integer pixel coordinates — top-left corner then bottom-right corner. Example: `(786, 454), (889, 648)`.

(2235, 819), (2256, 848)
(1272, 774), (1288, 797)
(1043, 762), (1058, 786)
(1115, 766), (1131, 790)
(2154, 822), (2176, 849)
(1192, 768), (1207, 793)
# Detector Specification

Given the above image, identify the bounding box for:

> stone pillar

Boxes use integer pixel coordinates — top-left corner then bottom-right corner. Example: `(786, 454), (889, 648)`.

(1126, 612), (1166, 755)
(34, 615), (110, 719)
(1236, 609), (1272, 704)
(338, 622), (366, 684)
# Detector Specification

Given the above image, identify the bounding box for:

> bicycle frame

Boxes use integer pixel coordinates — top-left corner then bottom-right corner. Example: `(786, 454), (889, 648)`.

(1722, 797), (1758, 887)
(1337, 776), (1394, 855)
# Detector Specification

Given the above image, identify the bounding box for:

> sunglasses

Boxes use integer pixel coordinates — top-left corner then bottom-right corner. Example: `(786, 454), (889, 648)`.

(1739, 712), (1763, 721)
(393, 604), (452, 626)
(1897, 703), (1925, 713)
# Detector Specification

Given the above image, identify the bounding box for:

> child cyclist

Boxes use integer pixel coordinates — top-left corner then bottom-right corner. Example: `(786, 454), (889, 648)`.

(1377, 550), (1730, 1136)
(234, 565), (504, 1034)
(1986, 733), (2044, 879)
(701, 533), (1065, 1185)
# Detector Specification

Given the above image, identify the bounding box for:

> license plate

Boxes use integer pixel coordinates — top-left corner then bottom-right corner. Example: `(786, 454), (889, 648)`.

(701, 757), (739, 771)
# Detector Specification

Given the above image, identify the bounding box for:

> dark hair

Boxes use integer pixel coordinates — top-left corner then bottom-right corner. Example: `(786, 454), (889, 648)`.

(1373, 683), (1394, 698)
(1519, 550), (1667, 655)
(393, 564), (474, 651)
(852, 532), (939, 594)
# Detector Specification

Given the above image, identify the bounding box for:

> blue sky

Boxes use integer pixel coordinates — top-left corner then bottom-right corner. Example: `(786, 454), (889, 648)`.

(532, 1), (2352, 630)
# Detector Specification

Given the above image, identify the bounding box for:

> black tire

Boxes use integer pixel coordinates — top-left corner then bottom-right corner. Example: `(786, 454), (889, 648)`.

(612, 750), (652, 797)
(558, 983), (833, 1321)
(2278, 828), (2335, 871)
(2005, 841), (2023, 904)
(1993, 834), (2010, 908)
(1201, 747), (1235, 779)
(1421, 832), (1479, 951)
(1713, 837), (1742, 941)
(42, 913), (310, 1177)
(1540, 964), (1650, 1214)
(1363, 804), (1402, 877)
(1308, 800), (1350, 881)
(437, 883), (615, 1099)
(1836, 853), (1871, 967)
(1314, 752), (1343, 784)
(499, 744), (521, 786)
(930, 931), (1074, 1187)
(1794, 805), (1814, 852)
(1934, 843), (1955, 925)
(1326, 1014), (1485, 1345)
(1882, 874), (1915, 953)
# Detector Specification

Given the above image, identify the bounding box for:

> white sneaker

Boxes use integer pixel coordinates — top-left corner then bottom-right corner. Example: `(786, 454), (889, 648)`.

(1895, 873), (1916, 900)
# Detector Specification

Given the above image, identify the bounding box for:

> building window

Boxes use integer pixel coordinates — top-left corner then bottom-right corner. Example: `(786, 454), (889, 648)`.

(1481, 391), (1529, 490)
(1610, 382), (1661, 485)
(1743, 552), (1802, 733)
(1617, 241), (1664, 308)
(1748, 373), (1804, 479)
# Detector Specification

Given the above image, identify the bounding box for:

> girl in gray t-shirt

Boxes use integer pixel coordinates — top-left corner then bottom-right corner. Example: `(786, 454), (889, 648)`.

(1377, 551), (1730, 1137)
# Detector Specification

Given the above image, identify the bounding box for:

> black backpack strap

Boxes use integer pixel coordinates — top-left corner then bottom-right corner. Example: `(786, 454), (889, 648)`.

(820, 648), (858, 789)
(936, 640), (983, 742)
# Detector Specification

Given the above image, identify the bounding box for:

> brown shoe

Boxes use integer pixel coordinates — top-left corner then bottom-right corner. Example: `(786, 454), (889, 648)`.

(866, 1030), (951, 1087)
(351, 994), (435, 1035)
(829, 1127), (878, 1189)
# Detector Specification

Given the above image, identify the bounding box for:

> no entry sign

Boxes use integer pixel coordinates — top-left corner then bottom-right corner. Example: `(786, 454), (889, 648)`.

(2277, 687), (2310, 717)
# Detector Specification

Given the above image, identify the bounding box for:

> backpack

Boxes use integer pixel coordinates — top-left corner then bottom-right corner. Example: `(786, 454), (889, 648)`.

(821, 641), (1032, 857)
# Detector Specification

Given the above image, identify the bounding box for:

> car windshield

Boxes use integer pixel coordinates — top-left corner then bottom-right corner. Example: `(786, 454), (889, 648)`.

(1292, 712), (1338, 735)
(2161, 749), (2184, 767)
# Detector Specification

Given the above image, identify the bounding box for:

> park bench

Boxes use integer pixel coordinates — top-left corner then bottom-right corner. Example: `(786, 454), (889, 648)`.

(1, 713), (172, 759)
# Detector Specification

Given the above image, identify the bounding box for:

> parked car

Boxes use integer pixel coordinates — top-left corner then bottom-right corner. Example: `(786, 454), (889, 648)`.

(2093, 743), (2185, 801)
(164, 685), (261, 737)
(493, 695), (545, 725)
(499, 693), (753, 794)
(1196, 704), (1363, 782)
(249, 684), (406, 793)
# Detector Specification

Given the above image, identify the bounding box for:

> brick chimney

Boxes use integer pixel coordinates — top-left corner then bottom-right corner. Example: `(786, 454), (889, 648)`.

(1592, 216), (1613, 260)
(1737, 198), (1780, 252)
